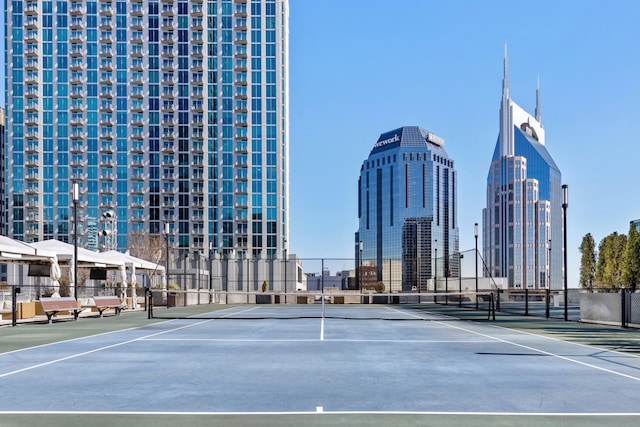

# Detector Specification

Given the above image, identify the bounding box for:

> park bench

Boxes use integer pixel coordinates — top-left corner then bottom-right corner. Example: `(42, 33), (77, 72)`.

(39, 297), (82, 324)
(92, 296), (125, 317)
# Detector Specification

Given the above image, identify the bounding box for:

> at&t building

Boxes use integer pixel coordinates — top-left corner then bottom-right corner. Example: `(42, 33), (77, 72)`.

(355, 126), (459, 292)
(482, 52), (563, 290)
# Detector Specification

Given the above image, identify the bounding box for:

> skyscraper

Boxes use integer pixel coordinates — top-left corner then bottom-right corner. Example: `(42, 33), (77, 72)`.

(356, 126), (459, 292)
(483, 49), (562, 290)
(5, 0), (289, 262)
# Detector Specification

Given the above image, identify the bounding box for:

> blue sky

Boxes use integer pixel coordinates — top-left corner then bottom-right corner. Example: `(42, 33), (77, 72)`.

(288, 0), (640, 286)
(1, 2), (639, 287)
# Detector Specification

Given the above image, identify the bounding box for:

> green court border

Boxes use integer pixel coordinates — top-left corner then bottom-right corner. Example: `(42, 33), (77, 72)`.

(2, 306), (640, 427)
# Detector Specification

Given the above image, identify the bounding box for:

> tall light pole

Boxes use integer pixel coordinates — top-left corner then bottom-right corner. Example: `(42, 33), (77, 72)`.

(284, 239), (287, 297)
(474, 223), (479, 310)
(547, 239), (551, 319)
(562, 184), (568, 321)
(183, 249), (188, 307)
(164, 223), (170, 290)
(458, 253), (463, 307)
(434, 239), (438, 295)
(358, 241), (363, 291)
(73, 183), (79, 319)
(209, 242), (214, 303)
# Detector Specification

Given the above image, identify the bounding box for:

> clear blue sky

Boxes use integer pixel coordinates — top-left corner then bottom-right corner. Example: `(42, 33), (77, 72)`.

(288, 0), (640, 286)
(1, 2), (639, 287)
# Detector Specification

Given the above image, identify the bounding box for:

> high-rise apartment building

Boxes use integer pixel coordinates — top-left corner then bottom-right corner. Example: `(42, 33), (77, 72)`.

(483, 51), (562, 290)
(356, 126), (459, 292)
(5, 0), (289, 261)
(0, 107), (6, 235)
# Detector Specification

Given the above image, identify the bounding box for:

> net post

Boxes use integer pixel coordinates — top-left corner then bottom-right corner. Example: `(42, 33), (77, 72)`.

(545, 288), (550, 319)
(525, 288), (529, 316)
(491, 292), (495, 320)
(147, 288), (153, 320)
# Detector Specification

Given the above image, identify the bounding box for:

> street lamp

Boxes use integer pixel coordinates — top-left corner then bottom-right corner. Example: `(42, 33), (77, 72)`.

(73, 183), (79, 319)
(358, 241), (363, 291)
(284, 239), (288, 297)
(546, 239), (551, 319)
(164, 223), (170, 289)
(458, 253), (464, 307)
(474, 223), (479, 310)
(209, 242), (214, 303)
(434, 239), (438, 297)
(562, 184), (568, 321)
(183, 250), (188, 291)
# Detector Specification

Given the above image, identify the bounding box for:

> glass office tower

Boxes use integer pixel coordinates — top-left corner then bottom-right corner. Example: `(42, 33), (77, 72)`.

(5, 0), (289, 261)
(483, 52), (562, 290)
(356, 126), (459, 292)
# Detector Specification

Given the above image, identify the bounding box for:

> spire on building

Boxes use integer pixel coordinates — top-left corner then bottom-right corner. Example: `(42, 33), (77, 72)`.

(535, 75), (543, 124)
(502, 42), (510, 99)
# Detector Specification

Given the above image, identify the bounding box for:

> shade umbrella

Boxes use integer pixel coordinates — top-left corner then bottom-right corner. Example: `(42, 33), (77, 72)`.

(119, 264), (127, 307)
(49, 257), (62, 298)
(68, 258), (75, 298)
(130, 265), (138, 309)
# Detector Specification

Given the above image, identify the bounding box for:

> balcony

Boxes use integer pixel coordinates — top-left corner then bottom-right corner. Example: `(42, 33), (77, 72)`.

(25, 18), (38, 29)
(131, 140), (144, 153)
(99, 3), (113, 16)
(25, 156), (39, 167)
(25, 114), (39, 126)
(71, 156), (85, 167)
(70, 45), (84, 57)
(100, 142), (114, 153)
(71, 142), (85, 153)
(70, 2), (84, 15)
(100, 158), (114, 168)
(191, 4), (203, 16)
(25, 59), (39, 71)
(70, 60), (84, 71)
(25, 142), (39, 153)
(131, 3), (143, 16)
(71, 116), (85, 126)
(99, 18), (113, 31)
(70, 129), (86, 140)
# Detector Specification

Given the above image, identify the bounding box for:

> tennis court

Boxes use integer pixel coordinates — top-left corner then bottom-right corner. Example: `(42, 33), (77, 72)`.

(1, 300), (640, 426)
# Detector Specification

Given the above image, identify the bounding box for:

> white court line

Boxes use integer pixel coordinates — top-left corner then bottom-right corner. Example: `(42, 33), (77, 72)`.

(383, 305), (640, 381)
(1, 410), (640, 416)
(0, 308), (261, 379)
(143, 337), (495, 343)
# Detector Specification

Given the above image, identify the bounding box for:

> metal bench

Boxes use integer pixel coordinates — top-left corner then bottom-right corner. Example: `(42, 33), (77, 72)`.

(92, 296), (124, 317)
(39, 297), (81, 324)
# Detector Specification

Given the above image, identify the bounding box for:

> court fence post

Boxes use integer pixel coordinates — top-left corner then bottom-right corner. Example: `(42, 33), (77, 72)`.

(621, 289), (627, 329)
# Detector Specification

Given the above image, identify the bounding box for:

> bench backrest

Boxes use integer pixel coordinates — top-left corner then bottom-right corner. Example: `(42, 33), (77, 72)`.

(40, 297), (78, 311)
(92, 296), (123, 306)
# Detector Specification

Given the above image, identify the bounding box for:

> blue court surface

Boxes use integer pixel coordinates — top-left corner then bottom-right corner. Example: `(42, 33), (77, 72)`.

(1, 303), (640, 426)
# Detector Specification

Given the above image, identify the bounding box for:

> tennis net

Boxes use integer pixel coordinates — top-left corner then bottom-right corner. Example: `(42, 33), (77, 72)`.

(145, 289), (496, 321)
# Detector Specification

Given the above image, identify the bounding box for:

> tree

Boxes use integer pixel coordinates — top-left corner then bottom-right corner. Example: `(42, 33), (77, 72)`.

(579, 233), (597, 290)
(128, 231), (165, 265)
(595, 232), (627, 290)
(622, 224), (640, 291)
(374, 281), (385, 293)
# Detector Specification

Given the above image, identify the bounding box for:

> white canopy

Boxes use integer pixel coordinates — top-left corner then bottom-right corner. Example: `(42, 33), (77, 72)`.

(30, 239), (125, 268)
(101, 250), (166, 274)
(0, 235), (57, 263)
(0, 236), (63, 297)
(99, 251), (167, 308)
